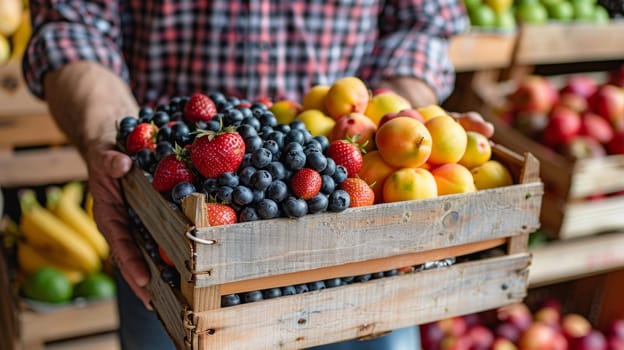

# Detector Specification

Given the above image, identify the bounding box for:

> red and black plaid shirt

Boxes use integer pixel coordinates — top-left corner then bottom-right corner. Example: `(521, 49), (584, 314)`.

(24, 0), (468, 105)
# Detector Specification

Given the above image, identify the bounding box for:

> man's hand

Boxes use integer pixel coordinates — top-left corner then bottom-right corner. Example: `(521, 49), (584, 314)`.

(377, 77), (438, 108)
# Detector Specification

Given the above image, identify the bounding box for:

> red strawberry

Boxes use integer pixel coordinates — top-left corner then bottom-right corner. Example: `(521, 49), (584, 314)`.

(339, 177), (374, 207)
(158, 246), (175, 266)
(326, 138), (365, 177)
(206, 203), (238, 226)
(152, 153), (195, 192)
(190, 129), (245, 178)
(184, 92), (217, 123)
(126, 123), (157, 154)
(290, 168), (322, 200)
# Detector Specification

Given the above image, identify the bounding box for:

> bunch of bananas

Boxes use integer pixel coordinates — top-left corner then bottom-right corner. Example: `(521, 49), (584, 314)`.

(0, 0), (30, 65)
(15, 183), (109, 283)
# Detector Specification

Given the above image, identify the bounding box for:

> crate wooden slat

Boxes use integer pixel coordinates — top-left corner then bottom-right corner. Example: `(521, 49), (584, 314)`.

(0, 63), (48, 116)
(122, 144), (542, 350)
(449, 30), (517, 72)
(515, 21), (624, 65)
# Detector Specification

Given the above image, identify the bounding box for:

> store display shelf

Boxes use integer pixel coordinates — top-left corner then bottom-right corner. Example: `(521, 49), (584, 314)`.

(528, 231), (624, 287)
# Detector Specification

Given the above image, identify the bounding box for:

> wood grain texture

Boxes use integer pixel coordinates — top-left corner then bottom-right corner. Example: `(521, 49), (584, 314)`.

(193, 254), (530, 350)
(191, 182), (541, 287)
(0, 63), (48, 116)
(0, 146), (87, 186)
(449, 30), (517, 72)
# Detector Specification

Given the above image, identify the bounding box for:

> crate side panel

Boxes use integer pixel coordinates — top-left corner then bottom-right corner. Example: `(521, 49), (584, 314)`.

(194, 254), (530, 350)
(559, 197), (624, 239)
(193, 183), (542, 286)
(570, 156), (624, 199)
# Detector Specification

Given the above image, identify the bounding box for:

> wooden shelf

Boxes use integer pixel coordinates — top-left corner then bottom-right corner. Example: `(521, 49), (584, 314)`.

(528, 232), (624, 287)
(450, 30), (517, 72)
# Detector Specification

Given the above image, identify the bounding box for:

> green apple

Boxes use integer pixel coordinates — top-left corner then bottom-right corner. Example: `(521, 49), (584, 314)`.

(485, 0), (513, 13)
(495, 10), (517, 30)
(469, 4), (497, 28)
(593, 5), (610, 23)
(547, 1), (574, 20)
(463, 0), (483, 12)
(573, 1), (595, 20)
(540, 0), (562, 6)
(516, 2), (549, 24)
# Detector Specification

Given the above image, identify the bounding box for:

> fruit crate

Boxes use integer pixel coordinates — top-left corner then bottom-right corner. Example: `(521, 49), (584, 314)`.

(0, 62), (48, 116)
(475, 79), (624, 240)
(121, 144), (542, 350)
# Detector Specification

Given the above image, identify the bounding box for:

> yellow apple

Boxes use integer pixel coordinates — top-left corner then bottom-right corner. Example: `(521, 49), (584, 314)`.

(364, 91), (412, 126)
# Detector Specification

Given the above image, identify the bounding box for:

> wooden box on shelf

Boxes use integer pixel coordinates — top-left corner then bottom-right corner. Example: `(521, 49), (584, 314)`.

(0, 62), (48, 116)
(476, 79), (624, 240)
(121, 145), (542, 350)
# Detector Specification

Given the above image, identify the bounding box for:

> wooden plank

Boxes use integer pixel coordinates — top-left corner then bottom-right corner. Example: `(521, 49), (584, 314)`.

(193, 253), (530, 350)
(0, 63), (49, 116)
(0, 114), (66, 148)
(529, 231), (624, 287)
(0, 248), (19, 350)
(0, 147), (87, 186)
(559, 196), (624, 239)
(571, 156), (624, 199)
(192, 182), (541, 287)
(44, 332), (120, 350)
(19, 299), (119, 345)
(515, 21), (624, 65)
(449, 31), (517, 72)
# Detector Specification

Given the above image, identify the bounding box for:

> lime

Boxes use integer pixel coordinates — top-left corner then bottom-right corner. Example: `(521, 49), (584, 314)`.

(22, 267), (73, 304)
(73, 273), (116, 300)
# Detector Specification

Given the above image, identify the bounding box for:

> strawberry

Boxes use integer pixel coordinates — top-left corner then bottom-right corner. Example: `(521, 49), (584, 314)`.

(126, 122), (157, 154)
(190, 129), (245, 179)
(184, 92), (217, 123)
(152, 152), (195, 192)
(339, 177), (374, 207)
(290, 168), (322, 200)
(326, 138), (365, 178)
(158, 246), (175, 267)
(206, 203), (238, 226)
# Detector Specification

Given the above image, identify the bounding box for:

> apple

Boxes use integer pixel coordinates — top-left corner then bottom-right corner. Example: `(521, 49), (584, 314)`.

(542, 106), (582, 146)
(579, 112), (614, 144)
(561, 313), (592, 340)
(462, 313), (482, 329)
(518, 322), (559, 350)
(609, 337), (624, 350)
(467, 325), (494, 350)
(547, 1), (575, 21)
(497, 303), (532, 332)
(588, 85), (624, 123)
(441, 335), (471, 350)
(420, 322), (445, 350)
(364, 90), (412, 126)
(606, 319), (624, 339)
(491, 337), (518, 350)
(509, 76), (558, 114)
(533, 306), (561, 328)
(557, 92), (589, 113)
(438, 316), (468, 337)
(469, 4), (497, 28)
(451, 111), (495, 138)
(608, 66), (624, 88)
(561, 75), (599, 98)
(513, 111), (549, 139)
(516, 2), (549, 24)
(570, 330), (607, 350)
(607, 130), (624, 154)
(561, 136), (607, 160)
(378, 108), (424, 128)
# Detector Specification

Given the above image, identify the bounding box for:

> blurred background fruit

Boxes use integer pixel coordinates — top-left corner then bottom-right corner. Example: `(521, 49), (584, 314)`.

(0, 0), (30, 64)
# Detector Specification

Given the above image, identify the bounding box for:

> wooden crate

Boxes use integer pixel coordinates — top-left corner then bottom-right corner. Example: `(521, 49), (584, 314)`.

(475, 79), (624, 240)
(0, 62), (48, 116)
(121, 145), (542, 350)
(449, 30), (517, 72)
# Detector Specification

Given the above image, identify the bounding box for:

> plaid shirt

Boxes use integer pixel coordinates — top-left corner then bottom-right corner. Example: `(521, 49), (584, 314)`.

(24, 0), (467, 106)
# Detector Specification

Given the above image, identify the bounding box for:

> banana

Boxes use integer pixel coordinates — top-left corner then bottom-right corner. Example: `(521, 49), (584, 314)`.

(17, 241), (84, 284)
(46, 183), (110, 260)
(85, 191), (95, 221)
(9, 9), (30, 61)
(19, 189), (101, 273)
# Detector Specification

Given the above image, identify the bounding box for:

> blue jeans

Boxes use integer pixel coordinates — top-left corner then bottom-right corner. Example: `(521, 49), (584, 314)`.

(115, 269), (420, 349)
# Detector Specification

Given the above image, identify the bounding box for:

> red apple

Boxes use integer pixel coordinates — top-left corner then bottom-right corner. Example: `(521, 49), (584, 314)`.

(588, 85), (624, 123)
(608, 336), (624, 350)
(606, 319), (624, 339)
(491, 337), (518, 350)
(438, 316), (468, 337)
(607, 130), (624, 155)
(533, 306), (561, 328)
(542, 106), (582, 146)
(557, 92), (589, 113)
(570, 329), (607, 350)
(378, 108), (424, 128)
(509, 76), (558, 114)
(441, 335), (471, 350)
(496, 322), (522, 343)
(518, 322), (559, 350)
(497, 304), (533, 332)
(467, 325), (494, 350)
(562, 314), (592, 340)
(421, 322), (445, 350)
(608, 66), (624, 88)
(579, 112), (615, 144)
(561, 75), (599, 98)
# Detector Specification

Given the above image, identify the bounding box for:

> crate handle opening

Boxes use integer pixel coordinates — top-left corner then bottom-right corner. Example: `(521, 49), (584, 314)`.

(186, 230), (216, 245)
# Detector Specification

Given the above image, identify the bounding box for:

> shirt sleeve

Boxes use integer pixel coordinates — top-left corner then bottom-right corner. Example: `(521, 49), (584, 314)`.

(358, 0), (469, 102)
(22, 1), (128, 98)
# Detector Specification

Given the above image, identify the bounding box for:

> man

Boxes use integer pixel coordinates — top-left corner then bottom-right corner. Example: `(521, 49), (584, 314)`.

(23, 1), (468, 348)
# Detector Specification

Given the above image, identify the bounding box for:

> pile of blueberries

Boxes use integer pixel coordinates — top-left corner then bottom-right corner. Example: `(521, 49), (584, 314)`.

(117, 93), (351, 221)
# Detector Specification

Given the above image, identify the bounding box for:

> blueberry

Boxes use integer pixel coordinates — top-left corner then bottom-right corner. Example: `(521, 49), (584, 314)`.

(154, 141), (173, 161)
(284, 129), (305, 145)
(202, 178), (220, 197)
(252, 189), (265, 203)
(170, 111), (183, 122)
(239, 206), (260, 222)
(242, 290), (263, 303)
(206, 119), (221, 132)
(354, 274), (372, 283)
(245, 135), (263, 154)
(332, 165), (348, 184)
(262, 288), (282, 300)
(258, 111), (278, 127)
(218, 172), (239, 188)
(262, 139), (280, 156)
(289, 120), (307, 131)
(307, 280), (326, 291)
(251, 148), (273, 169)
(134, 149), (155, 171)
(306, 193), (328, 214)
(384, 269), (399, 277)
(328, 190), (350, 212)
(240, 153), (253, 169)
(119, 116), (138, 129)
(294, 284), (309, 294)
(259, 126), (274, 138)
(321, 158), (336, 176)
(242, 116), (261, 131)
(160, 266), (180, 288)
(157, 126), (172, 143)
(341, 276), (355, 284)
(283, 142), (303, 154)
(216, 186), (234, 204)
(314, 135), (330, 152)
(209, 92), (226, 103)
(152, 111), (170, 127)
(265, 131), (285, 147)
(216, 100), (233, 112)
(281, 285), (297, 296)
(324, 278), (343, 288)
(320, 175), (336, 195)
(265, 180), (289, 203)
(256, 199), (279, 219)
(232, 186), (254, 206)
(169, 96), (183, 113)
(250, 170), (272, 191)
(171, 182), (196, 205)
(224, 108), (244, 125)
(238, 166), (257, 186)
(172, 123), (191, 146)
(194, 120), (208, 131)
(228, 96), (241, 106)
(282, 149), (306, 171)
(238, 107), (254, 119)
(156, 103), (171, 114)
(117, 124), (135, 142)
(275, 124), (291, 134)
(265, 161), (286, 181)
(282, 197), (308, 218)
(305, 152), (327, 172)
(221, 294), (241, 307)
(251, 102), (268, 112)
(371, 271), (385, 280)
(237, 124), (258, 139)
(138, 106), (153, 119)
(304, 141), (323, 154)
